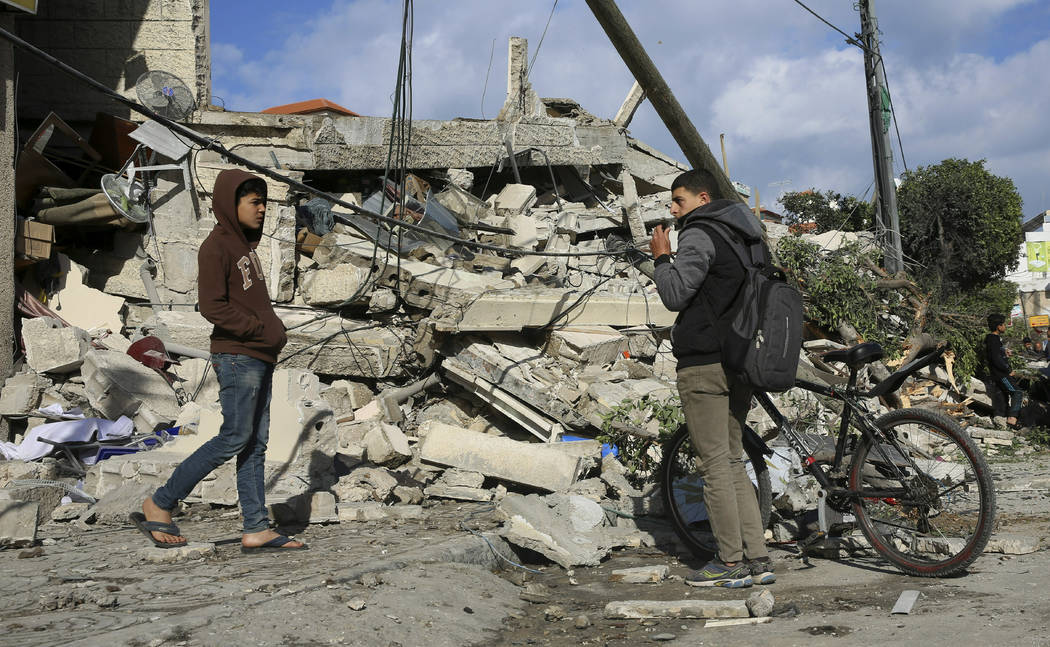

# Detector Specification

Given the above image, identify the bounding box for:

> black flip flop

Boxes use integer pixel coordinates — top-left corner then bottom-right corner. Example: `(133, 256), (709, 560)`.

(129, 512), (188, 549)
(240, 535), (308, 554)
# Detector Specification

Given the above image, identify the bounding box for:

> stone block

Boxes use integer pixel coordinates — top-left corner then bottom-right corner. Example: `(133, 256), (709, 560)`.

(418, 421), (584, 491)
(498, 493), (628, 568)
(138, 542), (217, 563)
(392, 485), (423, 504)
(21, 317), (91, 374)
(504, 214), (538, 249)
(609, 565), (669, 583)
(604, 599), (749, 619)
(424, 484), (492, 502)
(386, 504), (423, 520)
(255, 205), (297, 302)
(337, 502), (388, 522)
(49, 254), (125, 334)
(364, 422), (412, 466)
(81, 350), (181, 431)
(270, 491), (339, 525)
(984, 535), (1041, 555)
(747, 589), (775, 617)
(548, 326), (628, 366)
(0, 500), (38, 548)
(51, 502), (91, 522)
(322, 380), (375, 418)
(0, 373), (47, 415)
(493, 184), (537, 217)
(334, 465), (398, 503)
(301, 264), (369, 307)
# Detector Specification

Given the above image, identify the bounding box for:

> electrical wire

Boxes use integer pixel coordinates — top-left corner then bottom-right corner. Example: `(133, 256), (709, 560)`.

(0, 24), (642, 261)
(526, 0), (559, 80)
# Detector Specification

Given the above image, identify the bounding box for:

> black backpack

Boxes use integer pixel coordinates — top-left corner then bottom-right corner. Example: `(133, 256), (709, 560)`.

(691, 220), (803, 392)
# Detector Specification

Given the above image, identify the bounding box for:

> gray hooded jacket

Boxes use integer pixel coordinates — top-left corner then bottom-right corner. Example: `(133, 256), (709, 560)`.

(653, 199), (765, 368)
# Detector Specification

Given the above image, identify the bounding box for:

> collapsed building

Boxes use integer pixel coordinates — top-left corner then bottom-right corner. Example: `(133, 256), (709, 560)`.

(0, 3), (1028, 563)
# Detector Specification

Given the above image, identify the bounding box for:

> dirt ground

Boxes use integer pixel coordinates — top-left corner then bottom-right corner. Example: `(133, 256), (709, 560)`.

(0, 452), (1047, 647)
(484, 450), (1050, 647)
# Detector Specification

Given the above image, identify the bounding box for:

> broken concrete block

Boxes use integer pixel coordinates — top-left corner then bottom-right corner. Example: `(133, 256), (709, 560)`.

(337, 502), (388, 522)
(49, 254), (125, 334)
(0, 373), (47, 415)
(270, 491), (339, 525)
(984, 535), (1042, 555)
(51, 502), (91, 522)
(418, 421), (584, 491)
(0, 500), (38, 548)
(747, 589), (775, 617)
(504, 213), (538, 249)
(364, 422), (412, 466)
(334, 466), (398, 503)
(610, 565), (669, 583)
(301, 264), (369, 307)
(138, 542), (216, 563)
(547, 326), (628, 366)
(424, 483), (493, 502)
(437, 469), (485, 488)
(565, 478), (607, 502)
(255, 205), (297, 302)
(494, 183), (537, 217)
(601, 454), (642, 498)
(21, 317), (91, 374)
(445, 168), (474, 191)
(393, 485), (423, 505)
(498, 493), (631, 568)
(322, 380), (375, 418)
(604, 599), (749, 619)
(367, 288), (398, 314)
(81, 349), (181, 431)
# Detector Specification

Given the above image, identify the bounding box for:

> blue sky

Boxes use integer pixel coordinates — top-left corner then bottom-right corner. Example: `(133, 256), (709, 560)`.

(209, 0), (1050, 219)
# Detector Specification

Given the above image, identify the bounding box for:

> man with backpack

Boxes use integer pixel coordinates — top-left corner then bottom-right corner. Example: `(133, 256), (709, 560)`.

(649, 169), (775, 588)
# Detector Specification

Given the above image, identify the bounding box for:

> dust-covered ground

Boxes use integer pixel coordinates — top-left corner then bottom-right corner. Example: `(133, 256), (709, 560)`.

(1, 453), (1047, 647)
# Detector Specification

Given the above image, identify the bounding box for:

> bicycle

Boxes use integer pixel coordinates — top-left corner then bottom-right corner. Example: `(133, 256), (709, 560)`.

(661, 341), (997, 578)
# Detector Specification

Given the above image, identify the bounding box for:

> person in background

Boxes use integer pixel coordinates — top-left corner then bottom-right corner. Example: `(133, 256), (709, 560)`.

(985, 314), (1023, 429)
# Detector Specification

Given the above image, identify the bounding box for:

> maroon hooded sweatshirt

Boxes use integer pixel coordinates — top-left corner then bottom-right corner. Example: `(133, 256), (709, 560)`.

(197, 169), (287, 363)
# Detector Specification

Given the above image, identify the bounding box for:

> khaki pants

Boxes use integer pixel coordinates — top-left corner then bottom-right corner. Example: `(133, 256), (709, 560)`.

(677, 362), (768, 564)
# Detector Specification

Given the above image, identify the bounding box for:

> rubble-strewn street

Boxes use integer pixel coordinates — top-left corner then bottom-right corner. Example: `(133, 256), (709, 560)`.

(0, 452), (1047, 646)
(2, 2), (1050, 647)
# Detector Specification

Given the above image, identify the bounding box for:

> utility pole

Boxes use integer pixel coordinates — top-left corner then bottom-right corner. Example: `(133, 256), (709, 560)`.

(584, 0), (742, 203)
(859, 0), (904, 274)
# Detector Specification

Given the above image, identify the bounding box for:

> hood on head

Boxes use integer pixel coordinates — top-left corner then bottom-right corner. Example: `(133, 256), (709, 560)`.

(681, 199), (764, 242)
(212, 168), (265, 248)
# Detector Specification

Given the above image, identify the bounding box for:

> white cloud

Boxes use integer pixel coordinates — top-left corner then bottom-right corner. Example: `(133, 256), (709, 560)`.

(208, 0), (1050, 215)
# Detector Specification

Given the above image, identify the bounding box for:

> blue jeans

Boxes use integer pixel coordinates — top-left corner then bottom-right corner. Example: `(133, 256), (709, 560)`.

(153, 353), (274, 533)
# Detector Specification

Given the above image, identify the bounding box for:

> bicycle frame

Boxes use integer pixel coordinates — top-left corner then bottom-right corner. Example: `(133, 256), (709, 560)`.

(754, 376), (914, 504)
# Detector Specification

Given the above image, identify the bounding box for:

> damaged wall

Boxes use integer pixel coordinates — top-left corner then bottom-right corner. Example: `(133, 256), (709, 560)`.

(1, 13), (14, 388)
(13, 0), (210, 123)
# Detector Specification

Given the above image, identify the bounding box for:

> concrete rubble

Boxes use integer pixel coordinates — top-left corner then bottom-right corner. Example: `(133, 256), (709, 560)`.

(1, 18), (1042, 624)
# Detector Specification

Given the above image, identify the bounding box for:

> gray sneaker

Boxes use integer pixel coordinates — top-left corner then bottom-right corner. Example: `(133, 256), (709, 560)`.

(748, 558), (776, 585)
(685, 560), (753, 588)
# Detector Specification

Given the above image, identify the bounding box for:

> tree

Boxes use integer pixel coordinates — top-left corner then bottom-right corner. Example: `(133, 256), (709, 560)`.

(778, 189), (875, 233)
(897, 158), (1023, 292)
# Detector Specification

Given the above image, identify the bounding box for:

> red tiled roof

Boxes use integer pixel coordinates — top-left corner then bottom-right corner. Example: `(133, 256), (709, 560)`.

(261, 98), (359, 117)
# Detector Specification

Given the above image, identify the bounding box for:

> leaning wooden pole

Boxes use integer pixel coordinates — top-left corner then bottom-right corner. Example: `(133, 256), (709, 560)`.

(585, 0), (741, 203)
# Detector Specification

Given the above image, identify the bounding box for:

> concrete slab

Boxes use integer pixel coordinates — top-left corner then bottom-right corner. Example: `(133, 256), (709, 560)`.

(21, 317), (90, 374)
(0, 500), (38, 548)
(418, 422), (584, 491)
(604, 599), (749, 619)
(81, 349), (181, 431)
(433, 287), (674, 332)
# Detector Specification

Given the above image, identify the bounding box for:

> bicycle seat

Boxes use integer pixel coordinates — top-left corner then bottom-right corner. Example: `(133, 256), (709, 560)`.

(821, 342), (885, 370)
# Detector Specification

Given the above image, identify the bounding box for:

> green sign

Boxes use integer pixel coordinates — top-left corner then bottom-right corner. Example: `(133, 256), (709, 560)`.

(1027, 240), (1048, 272)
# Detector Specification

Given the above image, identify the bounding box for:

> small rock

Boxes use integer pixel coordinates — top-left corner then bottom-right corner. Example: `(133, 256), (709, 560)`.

(747, 589), (775, 617)
(137, 542), (216, 563)
(17, 546), (44, 559)
(574, 614), (591, 629)
(544, 605), (566, 621)
(651, 634), (677, 642)
(347, 598), (367, 610)
(520, 582), (551, 604)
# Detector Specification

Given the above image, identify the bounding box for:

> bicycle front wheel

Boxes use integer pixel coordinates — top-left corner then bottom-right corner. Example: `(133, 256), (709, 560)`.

(848, 408), (996, 577)
(661, 425), (772, 557)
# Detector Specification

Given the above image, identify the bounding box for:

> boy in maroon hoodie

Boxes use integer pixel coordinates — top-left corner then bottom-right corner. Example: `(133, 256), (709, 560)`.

(131, 169), (306, 552)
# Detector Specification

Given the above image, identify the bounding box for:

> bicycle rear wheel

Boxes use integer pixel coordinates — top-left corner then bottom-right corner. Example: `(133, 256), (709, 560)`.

(661, 425), (772, 556)
(848, 408), (995, 577)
